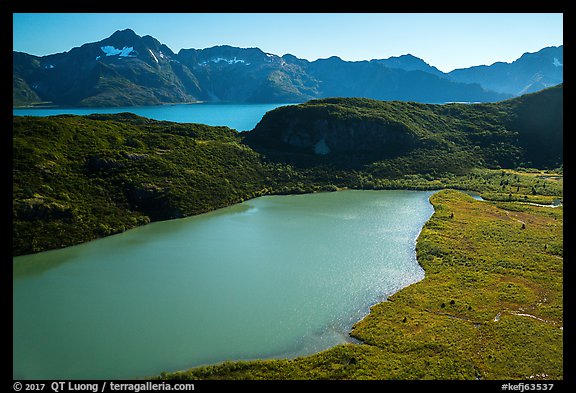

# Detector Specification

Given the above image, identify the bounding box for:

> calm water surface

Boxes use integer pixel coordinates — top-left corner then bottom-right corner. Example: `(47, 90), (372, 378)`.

(13, 190), (435, 379)
(13, 102), (296, 131)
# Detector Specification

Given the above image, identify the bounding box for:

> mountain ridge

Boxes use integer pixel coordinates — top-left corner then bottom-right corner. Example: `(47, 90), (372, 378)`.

(447, 45), (563, 95)
(13, 29), (562, 107)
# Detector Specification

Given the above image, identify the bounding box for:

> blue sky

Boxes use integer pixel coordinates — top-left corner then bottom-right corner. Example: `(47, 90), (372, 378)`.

(13, 13), (563, 72)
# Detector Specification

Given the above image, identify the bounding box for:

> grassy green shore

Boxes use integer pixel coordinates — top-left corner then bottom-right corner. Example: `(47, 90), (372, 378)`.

(154, 189), (562, 380)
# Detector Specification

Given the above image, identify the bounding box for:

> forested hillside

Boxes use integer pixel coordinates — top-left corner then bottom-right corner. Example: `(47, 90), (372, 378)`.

(13, 85), (562, 256)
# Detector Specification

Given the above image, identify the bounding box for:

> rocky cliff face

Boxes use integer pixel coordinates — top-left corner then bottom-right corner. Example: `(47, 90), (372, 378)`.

(245, 101), (420, 159)
(278, 115), (418, 156)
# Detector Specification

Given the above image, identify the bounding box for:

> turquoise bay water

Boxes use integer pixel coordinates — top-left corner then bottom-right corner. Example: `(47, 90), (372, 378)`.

(13, 102), (296, 131)
(13, 190), (435, 380)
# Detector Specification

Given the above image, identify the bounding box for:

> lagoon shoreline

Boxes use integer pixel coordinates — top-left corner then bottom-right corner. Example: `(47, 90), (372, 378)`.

(153, 189), (563, 380)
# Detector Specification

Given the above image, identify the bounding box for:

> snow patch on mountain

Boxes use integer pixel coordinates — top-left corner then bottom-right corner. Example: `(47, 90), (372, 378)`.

(100, 46), (137, 57)
(148, 49), (159, 63)
(553, 58), (563, 67)
(199, 57), (250, 66)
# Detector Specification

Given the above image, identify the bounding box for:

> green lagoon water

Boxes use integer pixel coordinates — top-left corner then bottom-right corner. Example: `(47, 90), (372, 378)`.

(13, 190), (435, 379)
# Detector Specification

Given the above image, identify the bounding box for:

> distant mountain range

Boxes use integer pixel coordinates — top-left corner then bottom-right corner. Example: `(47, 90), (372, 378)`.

(13, 29), (563, 107)
(447, 46), (564, 96)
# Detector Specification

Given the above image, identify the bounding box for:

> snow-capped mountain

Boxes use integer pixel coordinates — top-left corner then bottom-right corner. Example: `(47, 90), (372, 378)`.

(13, 29), (202, 107)
(13, 29), (562, 107)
